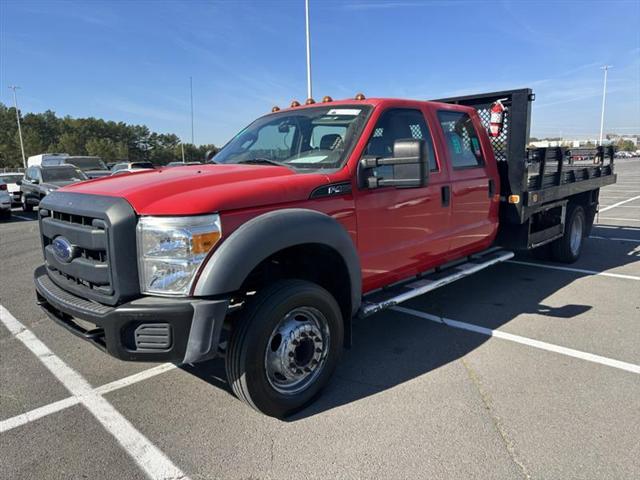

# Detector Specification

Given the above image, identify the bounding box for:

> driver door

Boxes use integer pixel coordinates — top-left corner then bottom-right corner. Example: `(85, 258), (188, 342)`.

(354, 107), (451, 291)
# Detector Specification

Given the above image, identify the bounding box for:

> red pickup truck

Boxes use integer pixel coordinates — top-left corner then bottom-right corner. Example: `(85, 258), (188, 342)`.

(34, 89), (616, 417)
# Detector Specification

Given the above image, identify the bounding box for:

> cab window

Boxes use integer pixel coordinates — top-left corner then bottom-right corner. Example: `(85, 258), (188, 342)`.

(365, 108), (438, 172)
(437, 111), (484, 168)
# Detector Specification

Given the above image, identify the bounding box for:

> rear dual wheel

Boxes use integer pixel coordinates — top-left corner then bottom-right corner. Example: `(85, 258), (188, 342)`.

(225, 279), (343, 418)
(551, 204), (586, 263)
(531, 204), (586, 264)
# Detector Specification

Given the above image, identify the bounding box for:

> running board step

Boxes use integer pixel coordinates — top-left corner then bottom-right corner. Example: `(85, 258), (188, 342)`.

(359, 248), (514, 318)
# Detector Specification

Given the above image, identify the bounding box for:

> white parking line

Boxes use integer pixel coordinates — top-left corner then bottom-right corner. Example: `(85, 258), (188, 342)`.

(392, 306), (640, 375)
(595, 225), (640, 231)
(506, 260), (640, 281)
(599, 195), (640, 212)
(0, 305), (190, 480)
(0, 363), (178, 433)
(589, 235), (640, 243)
(598, 217), (640, 223)
(0, 397), (80, 433)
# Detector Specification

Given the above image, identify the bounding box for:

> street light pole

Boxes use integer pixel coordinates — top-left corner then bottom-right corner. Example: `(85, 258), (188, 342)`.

(8, 85), (27, 169)
(305, 0), (312, 100)
(599, 65), (612, 146)
(190, 76), (194, 146)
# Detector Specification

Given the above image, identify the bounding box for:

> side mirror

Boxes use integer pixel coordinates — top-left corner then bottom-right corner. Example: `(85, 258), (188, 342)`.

(360, 139), (428, 189)
(16, 180), (22, 186)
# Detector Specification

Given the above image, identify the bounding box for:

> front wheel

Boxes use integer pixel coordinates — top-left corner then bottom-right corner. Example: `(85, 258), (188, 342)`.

(551, 204), (586, 263)
(226, 279), (343, 418)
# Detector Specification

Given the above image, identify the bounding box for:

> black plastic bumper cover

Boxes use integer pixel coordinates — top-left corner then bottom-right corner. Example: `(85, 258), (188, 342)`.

(34, 265), (229, 363)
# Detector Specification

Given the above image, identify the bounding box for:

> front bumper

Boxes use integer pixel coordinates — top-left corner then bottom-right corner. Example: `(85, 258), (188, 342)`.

(34, 265), (229, 363)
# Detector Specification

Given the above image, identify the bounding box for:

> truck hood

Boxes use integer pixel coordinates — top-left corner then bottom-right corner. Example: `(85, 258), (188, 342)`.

(60, 164), (331, 215)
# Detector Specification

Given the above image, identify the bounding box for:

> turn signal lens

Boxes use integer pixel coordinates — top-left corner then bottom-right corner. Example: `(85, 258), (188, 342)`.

(271, 106), (280, 112)
(508, 195), (520, 204)
(355, 93), (366, 100)
(290, 100), (301, 108)
(192, 231), (221, 254)
(322, 95), (333, 103)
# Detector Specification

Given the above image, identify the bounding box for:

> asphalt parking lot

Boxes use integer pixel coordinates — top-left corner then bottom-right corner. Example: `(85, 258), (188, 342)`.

(1, 159), (639, 480)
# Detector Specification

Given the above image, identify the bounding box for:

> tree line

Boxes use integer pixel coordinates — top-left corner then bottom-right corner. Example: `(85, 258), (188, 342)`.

(0, 103), (218, 168)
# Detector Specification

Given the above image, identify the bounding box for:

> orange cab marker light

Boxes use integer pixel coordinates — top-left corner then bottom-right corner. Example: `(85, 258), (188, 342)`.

(192, 232), (221, 254)
(305, 98), (315, 105)
(322, 95), (333, 103)
(290, 100), (301, 108)
(508, 195), (520, 204)
(271, 106), (280, 112)
(355, 93), (366, 100)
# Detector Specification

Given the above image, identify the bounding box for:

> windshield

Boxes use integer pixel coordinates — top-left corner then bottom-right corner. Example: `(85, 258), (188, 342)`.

(213, 105), (372, 171)
(1, 175), (23, 183)
(42, 167), (88, 182)
(67, 157), (107, 170)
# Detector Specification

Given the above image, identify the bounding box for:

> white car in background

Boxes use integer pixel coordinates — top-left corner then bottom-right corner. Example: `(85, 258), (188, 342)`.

(0, 183), (12, 220)
(0, 172), (24, 206)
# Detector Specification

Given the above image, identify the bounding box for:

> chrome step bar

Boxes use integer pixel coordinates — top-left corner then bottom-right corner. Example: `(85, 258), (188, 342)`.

(359, 248), (514, 318)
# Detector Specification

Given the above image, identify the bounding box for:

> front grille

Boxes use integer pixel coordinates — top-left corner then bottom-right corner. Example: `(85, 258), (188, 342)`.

(41, 211), (113, 296)
(39, 192), (140, 306)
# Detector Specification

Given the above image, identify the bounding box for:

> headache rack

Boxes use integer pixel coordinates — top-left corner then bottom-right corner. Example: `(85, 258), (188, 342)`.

(433, 89), (616, 226)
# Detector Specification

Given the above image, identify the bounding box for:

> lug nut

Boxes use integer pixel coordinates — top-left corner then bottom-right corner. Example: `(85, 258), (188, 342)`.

(311, 359), (318, 365)
(288, 351), (294, 357)
(304, 367), (311, 372)
(315, 348), (322, 353)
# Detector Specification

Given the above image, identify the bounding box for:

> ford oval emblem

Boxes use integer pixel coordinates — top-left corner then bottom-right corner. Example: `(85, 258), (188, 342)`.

(52, 236), (76, 264)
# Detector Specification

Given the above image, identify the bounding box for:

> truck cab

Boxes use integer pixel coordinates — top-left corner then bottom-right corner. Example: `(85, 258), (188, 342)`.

(34, 92), (614, 417)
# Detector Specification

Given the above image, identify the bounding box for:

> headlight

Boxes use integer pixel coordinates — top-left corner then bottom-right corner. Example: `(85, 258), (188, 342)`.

(137, 214), (221, 296)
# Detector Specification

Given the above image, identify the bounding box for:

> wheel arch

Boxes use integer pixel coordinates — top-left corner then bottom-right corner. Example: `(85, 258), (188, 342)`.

(193, 209), (362, 318)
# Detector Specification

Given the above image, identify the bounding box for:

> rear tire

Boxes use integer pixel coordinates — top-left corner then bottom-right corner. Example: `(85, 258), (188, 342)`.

(226, 279), (343, 418)
(21, 194), (33, 212)
(550, 204), (586, 263)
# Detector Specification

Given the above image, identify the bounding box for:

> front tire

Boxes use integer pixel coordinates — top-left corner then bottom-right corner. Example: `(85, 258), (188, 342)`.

(226, 279), (343, 418)
(550, 204), (586, 263)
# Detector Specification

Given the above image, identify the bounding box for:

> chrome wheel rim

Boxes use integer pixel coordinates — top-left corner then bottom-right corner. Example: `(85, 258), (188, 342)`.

(570, 212), (584, 256)
(264, 306), (330, 395)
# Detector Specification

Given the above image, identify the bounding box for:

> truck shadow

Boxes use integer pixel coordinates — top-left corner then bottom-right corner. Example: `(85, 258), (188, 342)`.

(182, 235), (638, 421)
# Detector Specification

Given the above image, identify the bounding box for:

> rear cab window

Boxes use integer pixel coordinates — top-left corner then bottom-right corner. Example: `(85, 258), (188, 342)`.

(437, 111), (484, 169)
(364, 108), (439, 175)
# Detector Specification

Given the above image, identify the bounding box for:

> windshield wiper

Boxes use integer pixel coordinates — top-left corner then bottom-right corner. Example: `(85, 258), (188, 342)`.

(236, 158), (291, 168)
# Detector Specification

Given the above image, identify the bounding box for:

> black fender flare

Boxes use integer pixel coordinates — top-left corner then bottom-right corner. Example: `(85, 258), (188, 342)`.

(193, 208), (362, 317)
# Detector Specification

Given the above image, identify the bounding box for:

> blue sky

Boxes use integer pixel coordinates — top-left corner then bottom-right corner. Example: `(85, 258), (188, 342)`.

(2, 0), (639, 145)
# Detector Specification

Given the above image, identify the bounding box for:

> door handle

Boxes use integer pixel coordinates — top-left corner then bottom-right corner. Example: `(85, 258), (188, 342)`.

(488, 179), (495, 198)
(441, 185), (450, 207)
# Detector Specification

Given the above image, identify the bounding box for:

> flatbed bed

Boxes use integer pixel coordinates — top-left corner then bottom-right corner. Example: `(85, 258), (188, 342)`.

(435, 89), (616, 250)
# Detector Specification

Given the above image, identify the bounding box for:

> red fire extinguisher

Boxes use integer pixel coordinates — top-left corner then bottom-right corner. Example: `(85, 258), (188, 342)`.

(489, 99), (507, 137)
